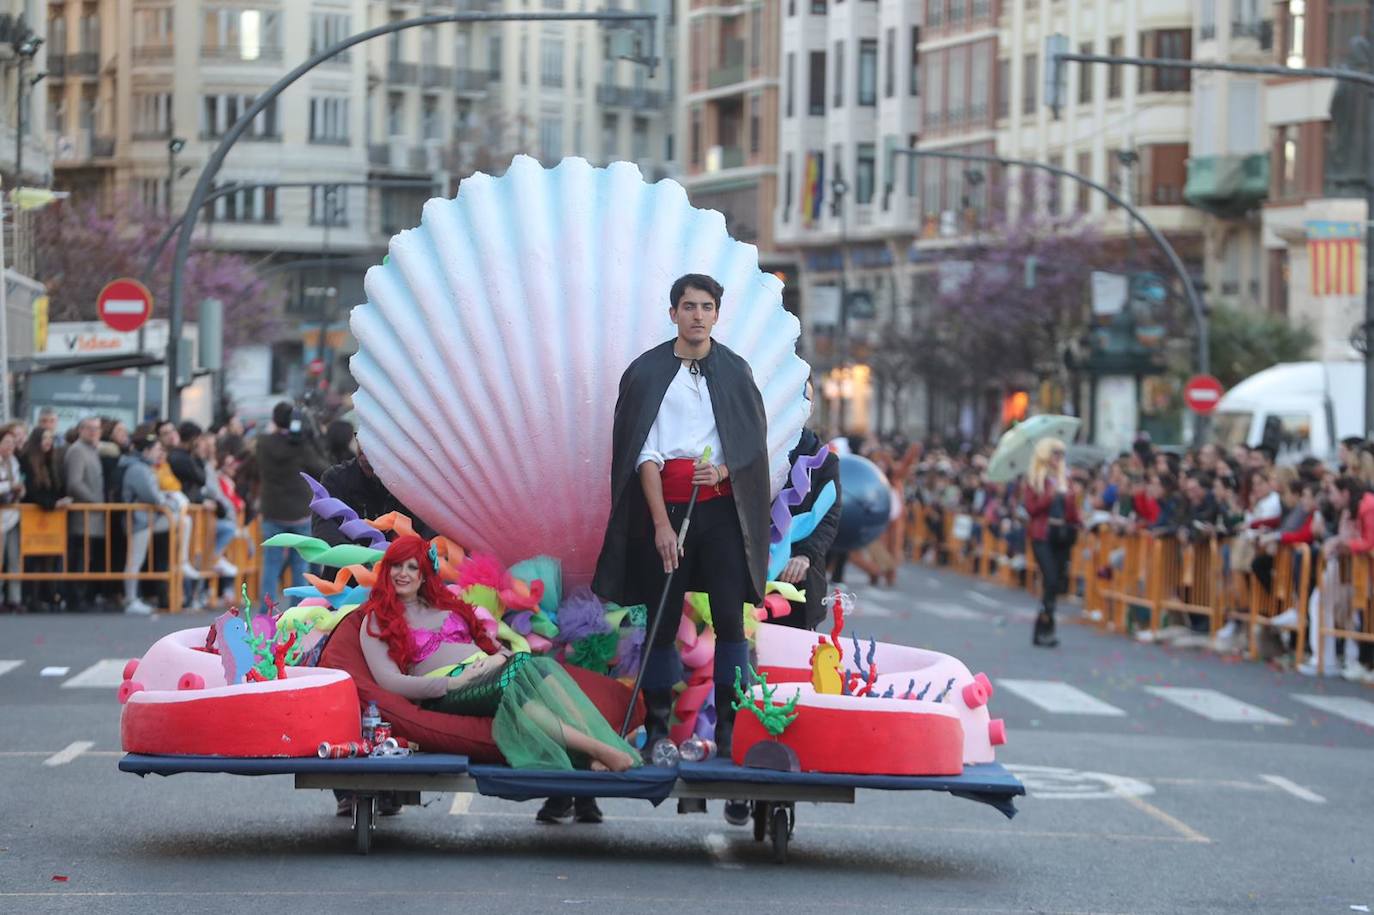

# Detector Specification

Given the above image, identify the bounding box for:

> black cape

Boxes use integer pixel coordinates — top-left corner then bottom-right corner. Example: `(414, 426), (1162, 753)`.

(592, 339), (771, 606)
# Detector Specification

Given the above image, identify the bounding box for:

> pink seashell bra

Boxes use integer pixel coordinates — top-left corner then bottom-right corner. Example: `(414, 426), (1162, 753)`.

(410, 612), (477, 664)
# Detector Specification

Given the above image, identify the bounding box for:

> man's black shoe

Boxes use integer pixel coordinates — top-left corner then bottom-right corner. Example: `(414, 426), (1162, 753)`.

(378, 792), (403, 816)
(536, 796), (574, 823)
(677, 798), (707, 814)
(723, 799), (751, 826)
(573, 797), (604, 824)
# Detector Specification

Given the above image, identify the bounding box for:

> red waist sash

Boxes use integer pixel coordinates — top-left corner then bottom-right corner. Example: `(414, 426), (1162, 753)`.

(661, 458), (732, 504)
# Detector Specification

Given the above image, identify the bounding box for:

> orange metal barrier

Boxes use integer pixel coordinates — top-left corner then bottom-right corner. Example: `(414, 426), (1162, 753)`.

(1315, 551), (1374, 675)
(1152, 536), (1226, 635)
(1242, 542), (1312, 663)
(1, 503), (267, 614)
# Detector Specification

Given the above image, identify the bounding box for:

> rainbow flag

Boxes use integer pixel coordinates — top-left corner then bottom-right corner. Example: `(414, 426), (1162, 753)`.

(801, 151), (824, 228)
(1306, 220), (1363, 296)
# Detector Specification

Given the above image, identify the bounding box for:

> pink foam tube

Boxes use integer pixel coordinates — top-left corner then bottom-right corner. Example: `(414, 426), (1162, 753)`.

(117, 681), (145, 705)
(962, 680), (989, 709)
(974, 672), (994, 699)
(177, 672), (205, 691)
(122, 659), (139, 682)
(988, 718), (1007, 746)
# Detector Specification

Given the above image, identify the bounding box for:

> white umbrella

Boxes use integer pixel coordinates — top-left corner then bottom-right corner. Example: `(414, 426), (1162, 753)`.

(985, 415), (1082, 483)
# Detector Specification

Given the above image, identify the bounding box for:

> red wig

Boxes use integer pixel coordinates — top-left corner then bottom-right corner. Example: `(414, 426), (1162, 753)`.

(363, 535), (502, 670)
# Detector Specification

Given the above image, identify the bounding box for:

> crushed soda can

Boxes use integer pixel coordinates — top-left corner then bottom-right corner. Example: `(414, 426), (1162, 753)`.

(318, 741), (370, 759)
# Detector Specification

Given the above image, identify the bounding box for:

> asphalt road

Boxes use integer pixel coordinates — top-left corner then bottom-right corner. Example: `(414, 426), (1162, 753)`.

(1, 563), (1372, 914)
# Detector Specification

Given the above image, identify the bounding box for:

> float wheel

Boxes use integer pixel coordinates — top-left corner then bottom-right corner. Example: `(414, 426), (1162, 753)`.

(353, 796), (375, 855)
(770, 805), (792, 864)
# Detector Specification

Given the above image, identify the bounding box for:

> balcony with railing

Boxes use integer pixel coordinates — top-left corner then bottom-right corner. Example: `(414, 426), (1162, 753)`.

(201, 45), (284, 64)
(708, 38), (746, 89)
(1184, 152), (1269, 216)
(421, 63), (452, 88)
(596, 84), (665, 110)
(67, 52), (100, 76)
(388, 61), (418, 84)
(132, 45), (174, 66)
(453, 68), (491, 92)
(55, 131), (116, 164)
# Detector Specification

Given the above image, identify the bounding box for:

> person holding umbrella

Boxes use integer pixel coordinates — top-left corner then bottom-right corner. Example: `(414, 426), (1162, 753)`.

(592, 273), (770, 766)
(1023, 438), (1080, 648)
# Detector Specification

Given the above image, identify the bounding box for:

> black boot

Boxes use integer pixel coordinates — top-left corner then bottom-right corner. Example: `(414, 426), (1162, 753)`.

(1033, 611), (1060, 648)
(713, 684), (737, 759)
(641, 688), (674, 762)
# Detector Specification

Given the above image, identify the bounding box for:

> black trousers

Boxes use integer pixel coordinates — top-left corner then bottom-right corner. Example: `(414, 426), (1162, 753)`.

(1032, 538), (1071, 616)
(628, 495), (749, 652)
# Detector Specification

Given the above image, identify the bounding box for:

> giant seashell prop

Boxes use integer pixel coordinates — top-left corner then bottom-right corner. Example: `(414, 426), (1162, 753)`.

(350, 156), (810, 587)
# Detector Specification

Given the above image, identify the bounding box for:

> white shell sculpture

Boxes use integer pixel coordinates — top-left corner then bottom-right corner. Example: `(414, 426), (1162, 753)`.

(350, 155), (811, 587)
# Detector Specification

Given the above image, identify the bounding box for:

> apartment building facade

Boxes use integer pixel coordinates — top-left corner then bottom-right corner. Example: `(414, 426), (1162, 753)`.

(46, 0), (674, 395)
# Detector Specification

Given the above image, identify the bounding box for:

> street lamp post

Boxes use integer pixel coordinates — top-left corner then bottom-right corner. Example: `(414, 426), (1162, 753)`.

(1047, 45), (1374, 434)
(166, 138), (186, 218)
(163, 11), (657, 422)
(889, 145), (1212, 441)
(13, 35), (42, 183)
(831, 175), (850, 436)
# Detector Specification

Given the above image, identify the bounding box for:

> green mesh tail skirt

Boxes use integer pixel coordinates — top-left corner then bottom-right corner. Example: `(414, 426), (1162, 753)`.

(421, 653), (640, 770)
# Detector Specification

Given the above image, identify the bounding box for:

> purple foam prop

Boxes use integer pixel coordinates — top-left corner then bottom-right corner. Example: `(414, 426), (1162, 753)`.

(505, 610), (534, 636)
(769, 445), (832, 545)
(694, 689), (717, 741)
(302, 473), (387, 549)
(915, 681), (932, 700)
(556, 587), (611, 643)
(901, 678), (916, 699)
(933, 677), (956, 703)
(612, 624), (645, 678)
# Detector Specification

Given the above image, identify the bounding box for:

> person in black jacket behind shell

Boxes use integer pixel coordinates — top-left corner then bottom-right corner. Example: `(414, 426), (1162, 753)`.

(770, 381), (842, 631)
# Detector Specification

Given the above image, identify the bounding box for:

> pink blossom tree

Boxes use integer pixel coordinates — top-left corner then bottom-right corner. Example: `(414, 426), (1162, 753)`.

(32, 198), (285, 352)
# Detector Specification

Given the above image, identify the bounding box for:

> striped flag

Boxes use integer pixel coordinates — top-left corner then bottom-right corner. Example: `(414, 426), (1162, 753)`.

(801, 151), (824, 228)
(1306, 220), (1362, 296)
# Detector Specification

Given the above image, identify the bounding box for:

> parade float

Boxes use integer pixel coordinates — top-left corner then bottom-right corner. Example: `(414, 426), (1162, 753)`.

(118, 157), (1022, 860)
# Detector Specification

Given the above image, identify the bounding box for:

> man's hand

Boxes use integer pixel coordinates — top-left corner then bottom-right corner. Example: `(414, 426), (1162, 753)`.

(654, 520), (680, 573)
(692, 463), (726, 487)
(778, 555), (810, 584)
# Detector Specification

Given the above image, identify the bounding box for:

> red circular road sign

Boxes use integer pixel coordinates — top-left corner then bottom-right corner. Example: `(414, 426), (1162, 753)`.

(1183, 374), (1225, 415)
(96, 278), (153, 333)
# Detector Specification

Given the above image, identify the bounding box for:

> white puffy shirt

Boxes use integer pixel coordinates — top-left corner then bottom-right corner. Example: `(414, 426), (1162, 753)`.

(636, 362), (726, 470)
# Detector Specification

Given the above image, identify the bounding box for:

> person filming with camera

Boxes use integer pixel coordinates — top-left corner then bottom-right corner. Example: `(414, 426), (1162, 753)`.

(255, 401), (329, 605)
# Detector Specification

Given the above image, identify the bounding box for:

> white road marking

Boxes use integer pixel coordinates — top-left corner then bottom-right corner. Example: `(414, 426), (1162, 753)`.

(39, 666), (69, 677)
(43, 741), (94, 767)
(1143, 687), (1290, 725)
(702, 832), (741, 869)
(916, 600), (987, 621)
(1292, 694), (1374, 729)
(997, 679), (1127, 716)
(448, 793), (473, 815)
(62, 660), (130, 689)
(0, 660), (22, 678)
(1259, 774), (1327, 804)
(847, 589), (893, 618)
(1004, 764), (1152, 800)
(967, 591), (1004, 609)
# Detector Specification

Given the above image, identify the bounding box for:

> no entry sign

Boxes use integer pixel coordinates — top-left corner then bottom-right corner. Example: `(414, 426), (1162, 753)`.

(96, 278), (153, 333)
(1183, 374), (1225, 415)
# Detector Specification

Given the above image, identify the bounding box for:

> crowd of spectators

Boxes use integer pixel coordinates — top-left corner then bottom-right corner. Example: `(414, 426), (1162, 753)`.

(0, 402), (347, 615)
(841, 432), (1374, 683)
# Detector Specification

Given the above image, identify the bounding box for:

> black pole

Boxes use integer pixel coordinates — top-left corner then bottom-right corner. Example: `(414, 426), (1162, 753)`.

(890, 146), (1210, 441)
(14, 55), (23, 183)
(618, 483), (703, 739)
(164, 10), (656, 422)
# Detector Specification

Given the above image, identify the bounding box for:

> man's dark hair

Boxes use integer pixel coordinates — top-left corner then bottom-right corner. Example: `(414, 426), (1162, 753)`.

(132, 431), (159, 453)
(272, 402), (295, 431)
(1186, 471), (1213, 489)
(1251, 444), (1276, 464)
(177, 421), (202, 444)
(1341, 436), (1366, 451)
(669, 273), (724, 310)
(155, 419), (175, 436)
(1334, 475), (1366, 501)
(1293, 479), (1321, 497)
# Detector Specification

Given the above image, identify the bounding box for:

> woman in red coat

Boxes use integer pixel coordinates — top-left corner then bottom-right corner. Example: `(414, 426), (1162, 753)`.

(1023, 438), (1081, 648)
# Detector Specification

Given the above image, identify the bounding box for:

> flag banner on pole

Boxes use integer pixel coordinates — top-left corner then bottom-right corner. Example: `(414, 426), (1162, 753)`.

(801, 151), (824, 228)
(1305, 220), (1363, 297)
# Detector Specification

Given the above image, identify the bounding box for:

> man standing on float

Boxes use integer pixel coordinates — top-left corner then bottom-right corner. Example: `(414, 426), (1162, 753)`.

(593, 273), (770, 766)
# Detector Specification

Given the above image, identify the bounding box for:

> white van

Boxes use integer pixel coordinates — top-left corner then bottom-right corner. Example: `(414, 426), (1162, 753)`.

(1211, 361), (1364, 464)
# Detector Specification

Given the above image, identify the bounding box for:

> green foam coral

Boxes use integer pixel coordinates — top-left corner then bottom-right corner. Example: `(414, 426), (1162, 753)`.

(259, 533), (383, 568)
